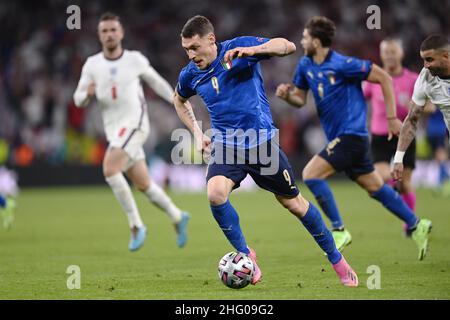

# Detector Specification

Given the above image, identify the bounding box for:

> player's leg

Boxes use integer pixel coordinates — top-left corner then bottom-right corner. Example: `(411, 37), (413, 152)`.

(126, 159), (189, 247)
(103, 146), (146, 251)
(371, 134), (396, 188)
(0, 193), (15, 229)
(206, 164), (263, 282)
(374, 135), (418, 235)
(355, 171), (432, 260)
(435, 145), (450, 194)
(303, 138), (352, 251)
(375, 160), (417, 232)
(275, 194), (357, 286)
(397, 167), (417, 237)
(398, 167), (416, 211)
(374, 162), (391, 182)
(355, 171), (418, 227)
(398, 138), (418, 211)
(245, 144), (357, 287)
(207, 175), (249, 253)
(302, 155), (345, 229)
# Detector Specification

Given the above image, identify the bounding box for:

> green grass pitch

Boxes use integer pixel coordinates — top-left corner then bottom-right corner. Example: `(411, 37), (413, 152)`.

(0, 181), (449, 299)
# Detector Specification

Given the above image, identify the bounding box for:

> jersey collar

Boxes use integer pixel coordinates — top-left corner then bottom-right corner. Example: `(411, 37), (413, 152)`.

(103, 49), (125, 61)
(311, 49), (333, 66)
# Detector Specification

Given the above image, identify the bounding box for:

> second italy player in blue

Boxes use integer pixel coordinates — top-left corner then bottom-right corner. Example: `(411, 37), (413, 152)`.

(276, 16), (432, 260)
(173, 15), (358, 287)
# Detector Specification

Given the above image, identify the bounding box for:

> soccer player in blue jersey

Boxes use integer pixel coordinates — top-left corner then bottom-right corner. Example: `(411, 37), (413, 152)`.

(276, 16), (432, 260)
(173, 15), (358, 287)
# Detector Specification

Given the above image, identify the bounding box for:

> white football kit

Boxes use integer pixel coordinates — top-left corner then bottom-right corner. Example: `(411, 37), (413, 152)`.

(74, 49), (174, 166)
(412, 68), (450, 137)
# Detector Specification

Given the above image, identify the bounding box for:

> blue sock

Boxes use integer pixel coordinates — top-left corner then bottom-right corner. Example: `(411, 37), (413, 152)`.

(304, 179), (344, 229)
(439, 162), (449, 184)
(0, 195), (6, 208)
(299, 203), (342, 264)
(210, 200), (250, 254)
(371, 184), (419, 229)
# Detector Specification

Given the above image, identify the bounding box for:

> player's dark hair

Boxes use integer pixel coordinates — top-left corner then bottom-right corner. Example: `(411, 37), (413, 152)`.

(420, 34), (450, 51)
(181, 15), (214, 38)
(305, 16), (336, 47)
(99, 12), (121, 23)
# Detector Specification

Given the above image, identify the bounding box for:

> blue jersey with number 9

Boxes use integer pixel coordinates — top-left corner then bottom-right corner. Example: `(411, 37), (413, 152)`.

(177, 36), (277, 149)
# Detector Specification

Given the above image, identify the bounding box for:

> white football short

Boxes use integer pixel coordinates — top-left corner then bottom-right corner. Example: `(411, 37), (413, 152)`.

(108, 127), (149, 171)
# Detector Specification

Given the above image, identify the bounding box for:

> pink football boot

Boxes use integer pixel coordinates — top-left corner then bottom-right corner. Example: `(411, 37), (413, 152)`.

(332, 256), (358, 287)
(247, 247), (262, 285)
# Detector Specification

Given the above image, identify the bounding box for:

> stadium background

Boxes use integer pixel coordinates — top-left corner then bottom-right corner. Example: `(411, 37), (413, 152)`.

(0, 0), (449, 187)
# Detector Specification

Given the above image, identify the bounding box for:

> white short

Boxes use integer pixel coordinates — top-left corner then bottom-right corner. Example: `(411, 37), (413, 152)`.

(108, 127), (149, 171)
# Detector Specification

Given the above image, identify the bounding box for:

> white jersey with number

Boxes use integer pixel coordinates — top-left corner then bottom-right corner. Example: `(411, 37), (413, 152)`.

(412, 68), (450, 134)
(73, 49), (174, 142)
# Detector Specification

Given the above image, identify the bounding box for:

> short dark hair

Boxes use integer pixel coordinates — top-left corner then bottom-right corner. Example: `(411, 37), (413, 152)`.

(181, 15), (214, 38)
(99, 12), (121, 23)
(420, 34), (450, 51)
(305, 16), (336, 47)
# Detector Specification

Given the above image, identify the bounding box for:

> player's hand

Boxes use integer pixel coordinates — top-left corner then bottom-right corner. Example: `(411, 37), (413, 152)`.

(387, 117), (403, 141)
(195, 134), (212, 155)
(276, 83), (292, 101)
(223, 47), (257, 63)
(87, 82), (96, 98)
(391, 162), (404, 181)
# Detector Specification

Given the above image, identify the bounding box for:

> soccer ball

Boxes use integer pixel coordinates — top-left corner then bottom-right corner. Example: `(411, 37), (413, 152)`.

(218, 251), (255, 289)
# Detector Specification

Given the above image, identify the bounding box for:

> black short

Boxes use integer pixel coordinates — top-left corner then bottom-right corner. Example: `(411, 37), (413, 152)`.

(371, 134), (416, 169)
(318, 135), (375, 180)
(206, 140), (300, 198)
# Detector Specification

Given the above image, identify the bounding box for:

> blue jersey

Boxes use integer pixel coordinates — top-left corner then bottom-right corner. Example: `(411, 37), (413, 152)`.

(177, 36), (277, 149)
(293, 50), (373, 141)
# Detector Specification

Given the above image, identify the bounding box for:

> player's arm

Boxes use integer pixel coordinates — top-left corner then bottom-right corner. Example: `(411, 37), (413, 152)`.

(173, 91), (211, 153)
(366, 64), (402, 140)
(141, 65), (174, 104)
(391, 101), (426, 180)
(223, 38), (296, 62)
(73, 61), (95, 107)
(276, 84), (307, 108)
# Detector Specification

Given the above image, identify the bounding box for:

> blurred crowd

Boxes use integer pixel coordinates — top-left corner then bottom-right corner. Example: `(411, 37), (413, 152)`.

(0, 0), (449, 168)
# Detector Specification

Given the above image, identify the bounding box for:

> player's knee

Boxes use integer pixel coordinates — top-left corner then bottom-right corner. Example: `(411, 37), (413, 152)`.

(302, 167), (314, 180)
(278, 196), (308, 216)
(103, 165), (120, 178)
(207, 188), (229, 206)
(359, 172), (384, 194)
(365, 183), (383, 194)
(135, 182), (149, 193)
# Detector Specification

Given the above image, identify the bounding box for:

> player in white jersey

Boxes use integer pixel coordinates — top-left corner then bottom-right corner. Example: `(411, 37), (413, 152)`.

(393, 34), (450, 181)
(392, 34), (450, 255)
(73, 12), (190, 252)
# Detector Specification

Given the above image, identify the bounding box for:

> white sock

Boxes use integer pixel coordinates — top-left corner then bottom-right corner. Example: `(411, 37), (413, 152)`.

(105, 173), (144, 229)
(144, 182), (182, 223)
